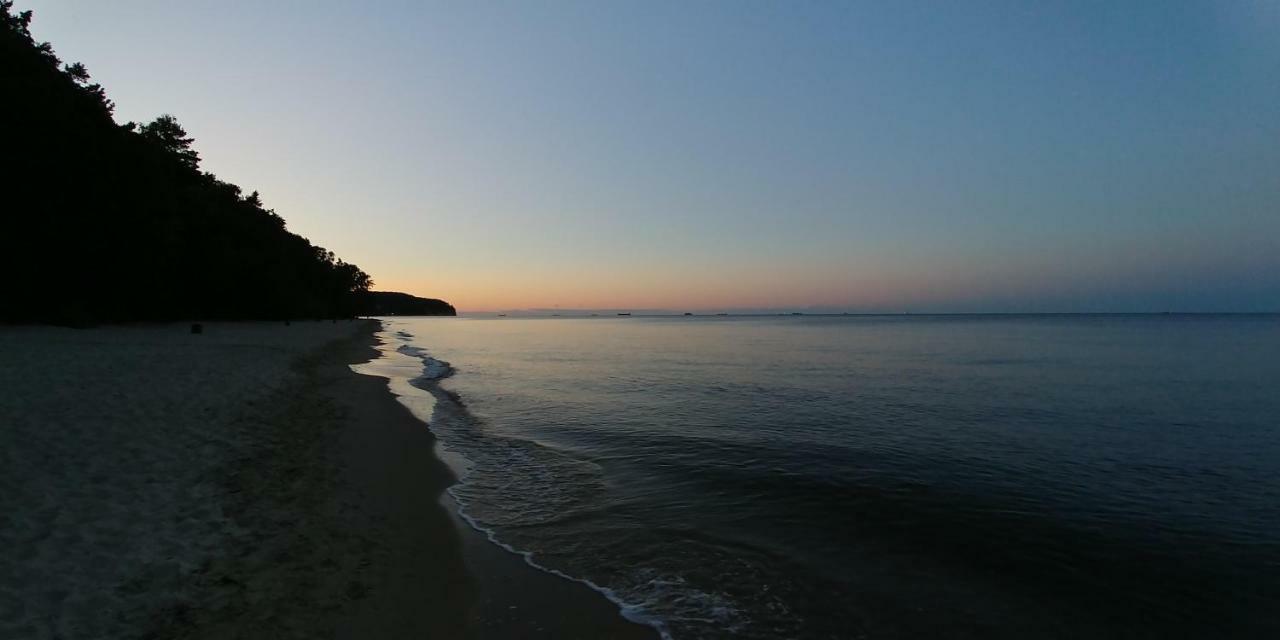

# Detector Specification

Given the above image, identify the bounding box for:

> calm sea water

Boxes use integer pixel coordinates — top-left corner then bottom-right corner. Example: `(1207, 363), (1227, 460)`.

(377, 314), (1280, 639)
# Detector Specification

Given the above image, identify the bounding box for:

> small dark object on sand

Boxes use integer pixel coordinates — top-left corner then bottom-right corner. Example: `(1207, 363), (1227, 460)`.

(190, 323), (203, 335)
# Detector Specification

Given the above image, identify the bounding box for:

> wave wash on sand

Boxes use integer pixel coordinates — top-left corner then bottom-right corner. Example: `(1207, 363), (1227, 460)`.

(0, 320), (654, 639)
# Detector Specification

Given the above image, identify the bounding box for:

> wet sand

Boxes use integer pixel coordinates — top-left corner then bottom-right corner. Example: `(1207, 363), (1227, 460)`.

(326, 324), (657, 639)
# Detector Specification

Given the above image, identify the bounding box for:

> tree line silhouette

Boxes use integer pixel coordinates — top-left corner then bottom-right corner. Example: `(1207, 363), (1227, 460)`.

(359, 291), (455, 317)
(1, 2), (403, 324)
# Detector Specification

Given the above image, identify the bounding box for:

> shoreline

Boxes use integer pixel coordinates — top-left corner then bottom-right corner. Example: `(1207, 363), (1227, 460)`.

(0, 320), (655, 639)
(327, 320), (658, 638)
(348, 322), (663, 639)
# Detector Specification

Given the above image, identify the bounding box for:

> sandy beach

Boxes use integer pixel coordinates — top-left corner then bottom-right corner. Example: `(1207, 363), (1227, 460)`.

(0, 320), (655, 639)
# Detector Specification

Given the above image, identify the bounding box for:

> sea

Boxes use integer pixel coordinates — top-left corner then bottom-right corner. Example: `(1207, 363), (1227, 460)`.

(368, 314), (1280, 639)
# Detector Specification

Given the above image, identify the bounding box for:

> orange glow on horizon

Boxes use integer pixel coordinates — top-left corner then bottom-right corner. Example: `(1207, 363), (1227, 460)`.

(373, 263), (977, 313)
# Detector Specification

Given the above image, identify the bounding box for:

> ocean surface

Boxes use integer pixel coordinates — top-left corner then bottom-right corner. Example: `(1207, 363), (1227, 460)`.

(372, 314), (1280, 639)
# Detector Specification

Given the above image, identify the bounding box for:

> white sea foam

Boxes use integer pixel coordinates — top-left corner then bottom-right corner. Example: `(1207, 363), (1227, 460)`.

(373, 324), (674, 640)
(445, 485), (674, 640)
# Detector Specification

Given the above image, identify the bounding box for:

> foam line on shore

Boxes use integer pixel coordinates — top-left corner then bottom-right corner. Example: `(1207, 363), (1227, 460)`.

(445, 486), (673, 640)
(368, 325), (673, 640)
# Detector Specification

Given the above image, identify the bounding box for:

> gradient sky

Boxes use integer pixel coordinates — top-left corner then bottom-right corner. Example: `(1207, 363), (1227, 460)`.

(23, 1), (1280, 312)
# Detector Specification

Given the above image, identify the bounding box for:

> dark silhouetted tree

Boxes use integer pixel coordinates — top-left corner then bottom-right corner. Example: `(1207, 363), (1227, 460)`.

(140, 114), (200, 169)
(63, 61), (88, 82)
(1, 1), (382, 324)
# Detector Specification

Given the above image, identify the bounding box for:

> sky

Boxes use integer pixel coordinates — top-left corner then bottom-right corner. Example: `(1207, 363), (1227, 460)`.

(22, 1), (1280, 312)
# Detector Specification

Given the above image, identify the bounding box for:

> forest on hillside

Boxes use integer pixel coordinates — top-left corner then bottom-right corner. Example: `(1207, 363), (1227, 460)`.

(359, 291), (456, 317)
(1, 2), (377, 324)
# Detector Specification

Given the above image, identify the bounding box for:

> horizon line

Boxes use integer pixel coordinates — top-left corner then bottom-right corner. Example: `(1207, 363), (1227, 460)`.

(448, 310), (1279, 317)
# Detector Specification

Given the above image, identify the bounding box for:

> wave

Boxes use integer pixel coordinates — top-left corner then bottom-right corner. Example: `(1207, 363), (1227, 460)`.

(391, 338), (673, 639)
(395, 344), (454, 382)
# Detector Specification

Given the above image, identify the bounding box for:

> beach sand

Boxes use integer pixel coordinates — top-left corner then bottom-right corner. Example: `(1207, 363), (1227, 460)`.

(0, 320), (655, 639)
